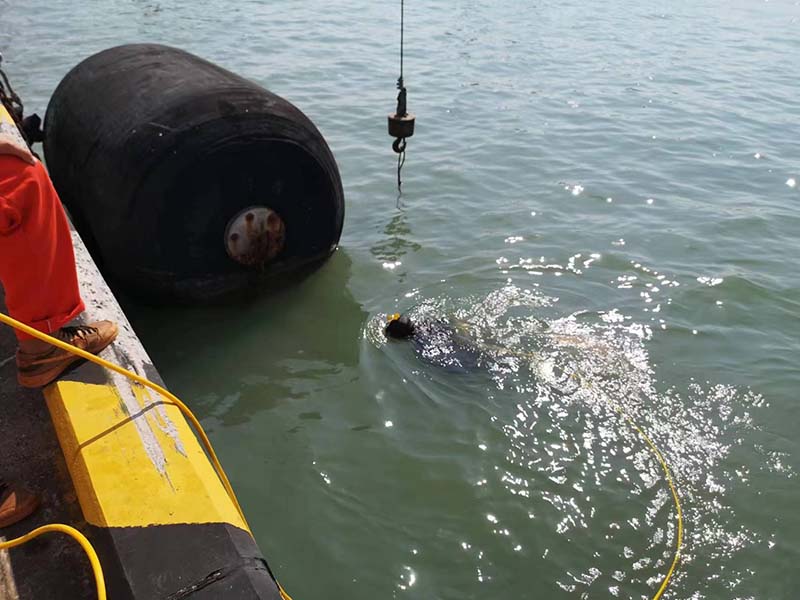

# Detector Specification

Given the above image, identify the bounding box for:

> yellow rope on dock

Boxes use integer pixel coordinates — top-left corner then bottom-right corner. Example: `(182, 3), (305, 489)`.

(0, 524), (106, 600)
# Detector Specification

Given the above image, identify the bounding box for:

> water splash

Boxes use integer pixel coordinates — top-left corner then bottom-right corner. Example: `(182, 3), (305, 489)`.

(371, 285), (780, 598)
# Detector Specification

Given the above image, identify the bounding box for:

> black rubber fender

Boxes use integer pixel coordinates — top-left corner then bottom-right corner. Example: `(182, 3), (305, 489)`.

(44, 43), (344, 302)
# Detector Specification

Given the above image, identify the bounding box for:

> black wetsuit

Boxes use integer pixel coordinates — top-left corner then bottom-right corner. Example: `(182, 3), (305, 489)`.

(409, 319), (485, 373)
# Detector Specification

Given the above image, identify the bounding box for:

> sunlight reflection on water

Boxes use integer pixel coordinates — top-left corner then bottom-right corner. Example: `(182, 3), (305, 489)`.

(369, 284), (783, 597)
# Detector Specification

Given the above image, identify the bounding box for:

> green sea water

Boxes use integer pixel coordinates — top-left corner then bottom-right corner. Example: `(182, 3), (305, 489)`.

(2, 0), (799, 598)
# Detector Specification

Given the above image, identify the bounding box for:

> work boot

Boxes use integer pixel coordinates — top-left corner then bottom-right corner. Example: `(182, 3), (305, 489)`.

(0, 481), (39, 528)
(16, 321), (119, 388)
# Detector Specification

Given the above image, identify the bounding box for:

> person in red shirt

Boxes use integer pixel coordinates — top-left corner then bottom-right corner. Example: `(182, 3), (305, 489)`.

(0, 103), (118, 527)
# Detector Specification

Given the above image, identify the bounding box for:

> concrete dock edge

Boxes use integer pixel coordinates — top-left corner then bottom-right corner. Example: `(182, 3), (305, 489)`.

(3, 225), (283, 599)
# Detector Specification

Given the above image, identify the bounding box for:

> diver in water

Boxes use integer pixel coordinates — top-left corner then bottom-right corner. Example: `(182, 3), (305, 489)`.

(384, 313), (490, 372)
(385, 311), (601, 376)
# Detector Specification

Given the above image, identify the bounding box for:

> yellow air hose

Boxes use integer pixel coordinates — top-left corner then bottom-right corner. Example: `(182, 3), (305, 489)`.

(386, 312), (683, 598)
(511, 338), (684, 598)
(574, 369), (683, 600)
(0, 524), (106, 600)
(615, 405), (683, 600)
(0, 311), (293, 600)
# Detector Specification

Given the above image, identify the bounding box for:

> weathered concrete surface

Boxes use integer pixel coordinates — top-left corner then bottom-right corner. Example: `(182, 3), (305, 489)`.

(0, 292), (96, 600)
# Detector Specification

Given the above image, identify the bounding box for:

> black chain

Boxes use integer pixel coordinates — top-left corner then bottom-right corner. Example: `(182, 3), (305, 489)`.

(0, 54), (25, 125)
(396, 144), (406, 188)
(0, 54), (43, 147)
(395, 0), (407, 190)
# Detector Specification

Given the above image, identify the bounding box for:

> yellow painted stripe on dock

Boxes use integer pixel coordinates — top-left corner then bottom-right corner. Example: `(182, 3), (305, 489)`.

(44, 380), (248, 531)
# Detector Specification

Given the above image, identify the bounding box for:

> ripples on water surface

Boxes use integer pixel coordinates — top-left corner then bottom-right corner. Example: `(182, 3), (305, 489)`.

(2, 0), (799, 597)
(367, 286), (772, 598)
